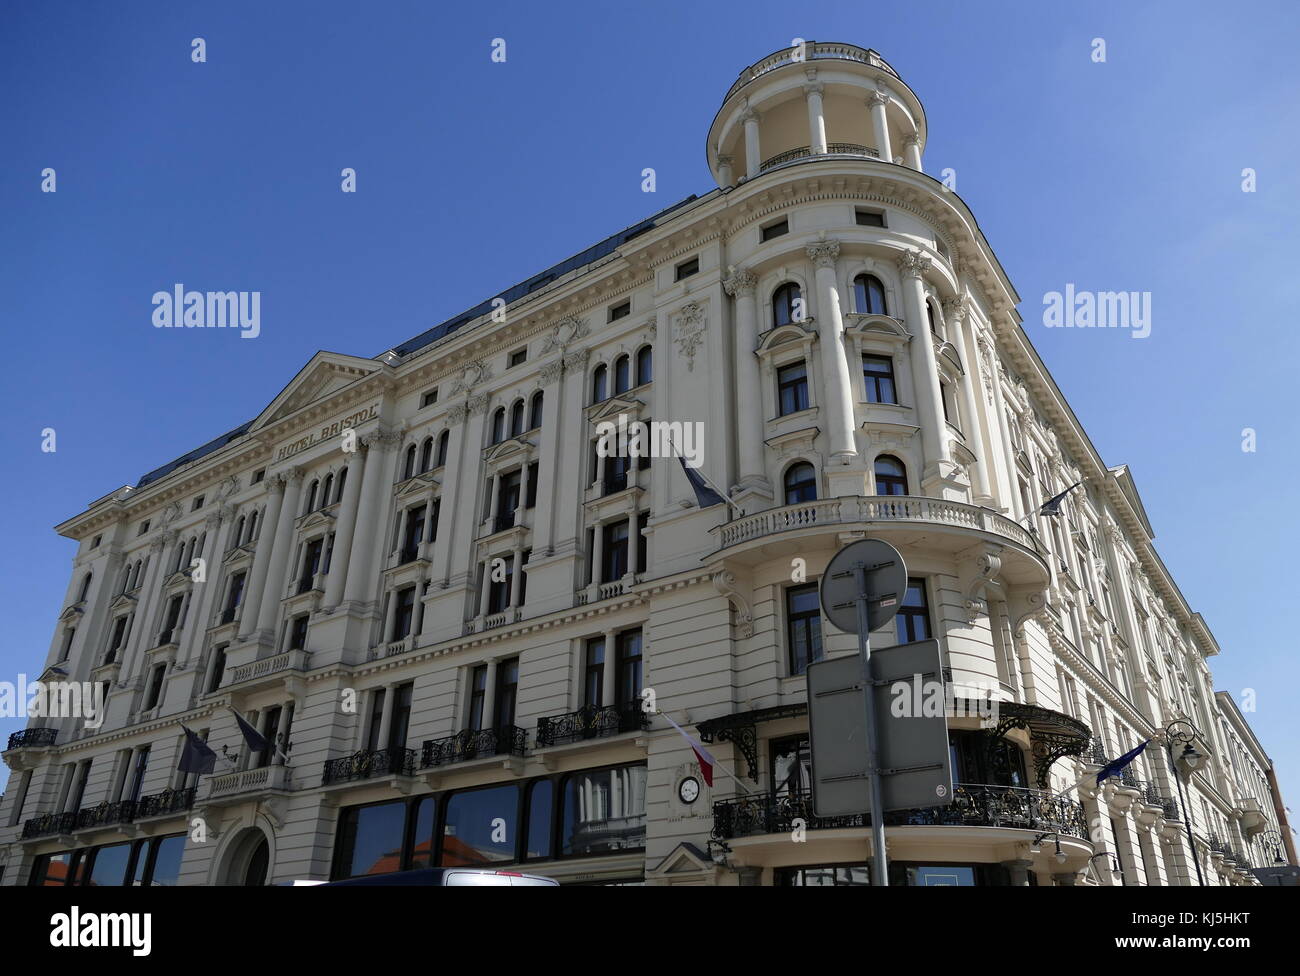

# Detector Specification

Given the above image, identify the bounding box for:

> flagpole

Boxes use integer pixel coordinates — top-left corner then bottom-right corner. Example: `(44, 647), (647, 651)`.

(656, 710), (757, 796)
(228, 706), (290, 765)
(666, 434), (744, 519)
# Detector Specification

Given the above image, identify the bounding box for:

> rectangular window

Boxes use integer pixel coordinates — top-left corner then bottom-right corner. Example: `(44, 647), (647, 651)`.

(508, 348), (527, 368)
(252, 469), (265, 484)
(145, 663), (166, 710)
(191, 495), (204, 511)
(761, 218), (789, 242)
(525, 461), (539, 508)
(602, 520), (630, 582)
(487, 558), (512, 615)
(674, 256), (699, 281)
(420, 388), (438, 409)
(392, 586), (416, 640)
(771, 735), (812, 795)
(636, 511), (649, 574)
(495, 659), (519, 727)
(366, 688), (386, 750)
(106, 616), (128, 662)
(289, 614), (309, 650)
(583, 638), (605, 707)
(608, 300), (630, 322)
(468, 665), (488, 730)
(389, 682), (413, 750)
(855, 208), (886, 227)
(896, 578), (931, 643)
(560, 764), (646, 856)
(863, 355), (897, 404)
(777, 361), (810, 416)
(138, 521), (150, 537)
(127, 747), (149, 804)
(69, 759), (92, 812)
(786, 584), (823, 675)
(616, 629), (643, 707)
(91, 535), (102, 549)
(207, 645), (227, 693)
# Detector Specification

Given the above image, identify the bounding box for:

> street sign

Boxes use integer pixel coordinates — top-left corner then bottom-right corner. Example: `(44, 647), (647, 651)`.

(807, 640), (952, 816)
(819, 539), (907, 634)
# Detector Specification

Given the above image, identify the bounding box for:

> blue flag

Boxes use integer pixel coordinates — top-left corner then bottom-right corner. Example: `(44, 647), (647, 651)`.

(1039, 481), (1082, 517)
(231, 708), (269, 754)
(677, 456), (726, 509)
(1095, 739), (1149, 786)
(177, 725), (216, 776)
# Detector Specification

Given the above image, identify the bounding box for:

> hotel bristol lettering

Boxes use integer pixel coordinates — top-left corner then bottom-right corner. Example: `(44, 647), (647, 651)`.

(275, 403), (379, 461)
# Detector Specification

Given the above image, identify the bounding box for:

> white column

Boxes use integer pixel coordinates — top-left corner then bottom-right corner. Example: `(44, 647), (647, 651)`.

(375, 682), (395, 749)
(723, 267), (767, 492)
(478, 561), (493, 617)
(487, 472), (502, 526)
(742, 109), (761, 179)
(943, 296), (991, 503)
(807, 239), (857, 463)
(238, 485), (286, 638)
(716, 153), (734, 187)
(590, 520), (604, 586)
(509, 547), (523, 607)
(868, 90), (892, 163)
(903, 131), (923, 171)
(343, 431), (398, 603)
(255, 468), (305, 634)
(626, 509), (639, 580)
(324, 454), (364, 606)
(805, 83), (827, 154)
(897, 251), (951, 484)
(985, 337), (1023, 518)
(517, 464), (529, 523)
(481, 661), (499, 728)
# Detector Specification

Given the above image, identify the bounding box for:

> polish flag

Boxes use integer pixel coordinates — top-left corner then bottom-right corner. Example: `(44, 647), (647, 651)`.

(660, 711), (716, 787)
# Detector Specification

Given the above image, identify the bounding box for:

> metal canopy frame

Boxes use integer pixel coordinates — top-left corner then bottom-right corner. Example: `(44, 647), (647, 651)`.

(697, 704), (809, 782)
(977, 701), (1092, 790)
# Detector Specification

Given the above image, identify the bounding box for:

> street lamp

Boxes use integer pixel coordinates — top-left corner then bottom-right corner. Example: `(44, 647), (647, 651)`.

(1162, 719), (1206, 886)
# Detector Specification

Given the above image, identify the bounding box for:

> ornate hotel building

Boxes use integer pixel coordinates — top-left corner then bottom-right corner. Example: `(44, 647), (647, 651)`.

(1, 42), (1290, 887)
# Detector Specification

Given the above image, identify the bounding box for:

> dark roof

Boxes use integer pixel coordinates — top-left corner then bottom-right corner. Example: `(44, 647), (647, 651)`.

(385, 194), (699, 358)
(129, 194), (700, 490)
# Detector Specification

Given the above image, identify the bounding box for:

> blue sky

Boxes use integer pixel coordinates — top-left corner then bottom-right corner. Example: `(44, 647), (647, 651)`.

(1, 0), (1297, 812)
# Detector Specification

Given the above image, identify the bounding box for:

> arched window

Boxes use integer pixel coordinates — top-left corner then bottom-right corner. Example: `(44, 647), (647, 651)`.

(591, 364), (608, 404)
(247, 510), (258, 542)
(874, 455), (908, 495)
(305, 480), (319, 514)
(490, 407), (507, 445)
(528, 391), (544, 430)
(321, 474), (334, 507)
(78, 572), (93, 603)
(784, 462), (818, 504)
(773, 282), (803, 327)
(436, 430), (450, 467)
(419, 437), (434, 473)
(509, 399), (525, 438)
(403, 445), (417, 480)
(613, 355), (631, 395)
(334, 467), (347, 502)
(636, 346), (652, 386)
(234, 516), (246, 548)
(853, 274), (888, 315)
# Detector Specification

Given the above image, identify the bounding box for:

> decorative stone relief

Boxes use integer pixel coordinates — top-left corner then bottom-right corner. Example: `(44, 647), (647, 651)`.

(711, 570), (753, 638)
(674, 302), (707, 371)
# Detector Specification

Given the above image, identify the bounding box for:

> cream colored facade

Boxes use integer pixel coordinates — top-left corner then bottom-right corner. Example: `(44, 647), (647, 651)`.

(0, 42), (1287, 887)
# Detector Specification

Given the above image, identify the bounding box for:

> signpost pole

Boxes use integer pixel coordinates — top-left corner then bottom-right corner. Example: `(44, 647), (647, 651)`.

(854, 560), (890, 887)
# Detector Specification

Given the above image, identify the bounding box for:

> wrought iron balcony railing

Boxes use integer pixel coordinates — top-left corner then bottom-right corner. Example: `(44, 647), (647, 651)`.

(22, 811), (77, 840)
(323, 746), (416, 785)
(76, 800), (137, 830)
(421, 726), (527, 768)
(7, 727), (58, 750)
(535, 703), (649, 748)
(135, 787), (196, 818)
(712, 784), (1090, 841)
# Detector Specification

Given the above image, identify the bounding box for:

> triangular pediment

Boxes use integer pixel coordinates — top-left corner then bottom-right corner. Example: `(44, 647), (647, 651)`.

(249, 351), (387, 432)
(648, 842), (714, 878)
(483, 437), (535, 464)
(395, 472), (440, 496)
(59, 603), (85, 622)
(298, 509), (338, 531)
(587, 396), (644, 423)
(109, 592), (138, 613)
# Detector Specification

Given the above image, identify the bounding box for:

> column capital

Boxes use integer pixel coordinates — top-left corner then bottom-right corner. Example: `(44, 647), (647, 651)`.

(740, 108), (760, 124)
(803, 82), (824, 98)
(806, 238), (841, 269)
(902, 130), (922, 149)
(362, 428), (402, 449)
(277, 466), (304, 488)
(942, 295), (971, 324)
(561, 347), (590, 373)
(716, 152), (733, 167)
(204, 512), (224, 531)
(722, 266), (758, 298)
(897, 249), (932, 280)
(867, 89), (890, 108)
(539, 359), (565, 386)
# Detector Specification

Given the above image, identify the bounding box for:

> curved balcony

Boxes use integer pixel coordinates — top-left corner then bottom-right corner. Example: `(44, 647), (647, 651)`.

(724, 42), (900, 103)
(760, 143), (880, 173)
(711, 495), (1049, 584)
(6, 727), (58, 751)
(713, 784), (1089, 842)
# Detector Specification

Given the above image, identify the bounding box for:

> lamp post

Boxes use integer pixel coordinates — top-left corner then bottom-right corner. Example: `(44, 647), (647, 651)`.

(1162, 719), (1206, 886)
(1259, 829), (1287, 885)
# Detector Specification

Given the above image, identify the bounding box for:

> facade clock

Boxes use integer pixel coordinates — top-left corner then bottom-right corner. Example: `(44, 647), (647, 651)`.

(678, 776), (701, 804)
